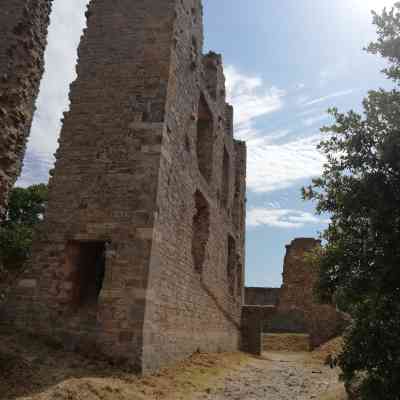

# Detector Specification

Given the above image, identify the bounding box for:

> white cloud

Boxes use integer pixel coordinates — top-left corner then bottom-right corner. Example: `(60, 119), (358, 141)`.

(18, 0), (90, 186)
(318, 63), (348, 87)
(297, 107), (323, 117)
(303, 89), (354, 107)
(246, 133), (325, 193)
(224, 67), (328, 193)
(247, 207), (329, 229)
(296, 94), (311, 106)
(225, 66), (285, 131)
(302, 114), (329, 127)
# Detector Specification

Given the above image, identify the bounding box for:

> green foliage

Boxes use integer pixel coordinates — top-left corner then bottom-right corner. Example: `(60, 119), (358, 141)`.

(0, 184), (48, 271)
(303, 3), (400, 399)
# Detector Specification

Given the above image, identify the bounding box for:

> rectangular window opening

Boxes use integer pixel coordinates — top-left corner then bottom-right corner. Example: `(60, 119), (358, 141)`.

(227, 235), (236, 296)
(66, 241), (107, 309)
(222, 147), (230, 209)
(196, 94), (214, 182)
(192, 190), (210, 274)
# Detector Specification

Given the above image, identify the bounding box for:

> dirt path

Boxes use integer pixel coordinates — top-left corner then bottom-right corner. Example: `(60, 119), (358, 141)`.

(192, 352), (346, 400)
(0, 332), (346, 400)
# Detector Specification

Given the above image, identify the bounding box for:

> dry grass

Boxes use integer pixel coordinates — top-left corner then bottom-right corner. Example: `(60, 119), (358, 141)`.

(0, 331), (348, 400)
(312, 337), (347, 400)
(320, 386), (347, 400)
(0, 331), (250, 400)
(311, 336), (344, 363)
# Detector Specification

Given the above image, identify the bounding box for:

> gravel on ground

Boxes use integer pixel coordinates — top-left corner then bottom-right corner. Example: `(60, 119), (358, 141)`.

(192, 352), (346, 400)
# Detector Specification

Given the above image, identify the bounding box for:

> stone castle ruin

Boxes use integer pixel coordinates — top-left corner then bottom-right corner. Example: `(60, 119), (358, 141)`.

(0, 0), (347, 374)
(0, 0), (52, 217)
(243, 238), (346, 354)
(2, 0), (247, 373)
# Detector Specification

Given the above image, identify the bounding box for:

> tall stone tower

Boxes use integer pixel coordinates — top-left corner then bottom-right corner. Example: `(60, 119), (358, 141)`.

(5, 0), (247, 372)
(0, 0), (52, 217)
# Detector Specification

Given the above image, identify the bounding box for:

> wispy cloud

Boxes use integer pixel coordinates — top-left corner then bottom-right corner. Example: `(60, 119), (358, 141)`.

(225, 67), (327, 193)
(302, 114), (329, 127)
(246, 133), (325, 193)
(297, 107), (323, 117)
(247, 207), (329, 229)
(303, 89), (354, 107)
(225, 66), (286, 131)
(318, 63), (348, 87)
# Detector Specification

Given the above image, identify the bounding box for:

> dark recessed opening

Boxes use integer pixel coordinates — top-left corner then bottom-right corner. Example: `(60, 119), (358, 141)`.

(227, 235), (236, 296)
(192, 190), (210, 274)
(222, 147), (230, 209)
(67, 241), (107, 308)
(196, 94), (214, 181)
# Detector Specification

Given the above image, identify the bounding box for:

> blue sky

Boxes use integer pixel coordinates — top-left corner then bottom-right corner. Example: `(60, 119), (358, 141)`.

(18, 0), (396, 288)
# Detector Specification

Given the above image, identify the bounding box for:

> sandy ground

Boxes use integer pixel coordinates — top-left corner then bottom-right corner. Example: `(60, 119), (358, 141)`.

(0, 332), (346, 400)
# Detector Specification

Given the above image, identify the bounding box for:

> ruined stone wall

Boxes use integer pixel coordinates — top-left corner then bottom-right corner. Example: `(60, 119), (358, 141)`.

(4, 0), (179, 370)
(278, 238), (345, 347)
(241, 305), (276, 355)
(279, 238), (320, 310)
(141, 0), (246, 372)
(0, 0), (52, 217)
(241, 239), (346, 350)
(3, 0), (247, 373)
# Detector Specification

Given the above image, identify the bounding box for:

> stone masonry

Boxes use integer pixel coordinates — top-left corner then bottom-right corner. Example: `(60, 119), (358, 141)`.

(244, 238), (345, 350)
(0, 0), (52, 217)
(278, 238), (345, 347)
(3, 0), (247, 373)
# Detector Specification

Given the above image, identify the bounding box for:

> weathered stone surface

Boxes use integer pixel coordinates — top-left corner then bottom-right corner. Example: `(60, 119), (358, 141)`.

(0, 0), (52, 217)
(3, 0), (247, 373)
(278, 238), (345, 347)
(241, 305), (275, 355)
(245, 287), (280, 306)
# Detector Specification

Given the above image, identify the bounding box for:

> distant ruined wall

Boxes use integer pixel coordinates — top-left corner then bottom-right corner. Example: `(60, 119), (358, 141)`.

(243, 238), (346, 349)
(0, 0), (52, 217)
(244, 287), (280, 306)
(279, 238), (321, 311)
(278, 238), (345, 347)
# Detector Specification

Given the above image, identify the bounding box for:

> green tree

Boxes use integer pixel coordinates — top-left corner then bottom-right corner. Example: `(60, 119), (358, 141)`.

(303, 4), (400, 399)
(0, 184), (48, 271)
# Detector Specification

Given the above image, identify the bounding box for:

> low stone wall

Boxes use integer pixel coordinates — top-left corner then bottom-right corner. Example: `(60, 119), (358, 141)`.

(241, 305), (276, 355)
(244, 287), (280, 306)
(265, 309), (308, 334)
